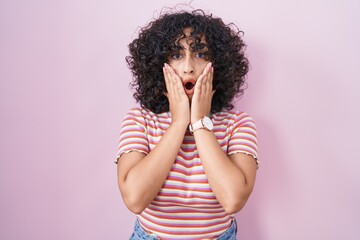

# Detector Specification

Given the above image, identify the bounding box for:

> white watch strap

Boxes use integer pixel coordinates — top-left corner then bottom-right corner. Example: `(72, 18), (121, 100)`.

(189, 118), (204, 134)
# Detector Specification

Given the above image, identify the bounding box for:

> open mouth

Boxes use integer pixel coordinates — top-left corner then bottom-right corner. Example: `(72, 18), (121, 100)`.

(184, 82), (195, 90)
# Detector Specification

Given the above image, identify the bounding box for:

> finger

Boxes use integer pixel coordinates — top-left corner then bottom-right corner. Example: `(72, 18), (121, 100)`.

(164, 64), (179, 100)
(205, 65), (214, 95)
(166, 64), (177, 83)
(166, 63), (186, 99)
(163, 65), (172, 96)
(163, 65), (169, 86)
(196, 63), (212, 96)
(194, 73), (205, 96)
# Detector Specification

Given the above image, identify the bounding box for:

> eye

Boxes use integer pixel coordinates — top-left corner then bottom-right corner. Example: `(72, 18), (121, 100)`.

(171, 53), (182, 59)
(195, 52), (207, 58)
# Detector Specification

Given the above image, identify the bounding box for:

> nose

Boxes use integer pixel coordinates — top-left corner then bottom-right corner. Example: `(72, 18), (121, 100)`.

(183, 56), (194, 74)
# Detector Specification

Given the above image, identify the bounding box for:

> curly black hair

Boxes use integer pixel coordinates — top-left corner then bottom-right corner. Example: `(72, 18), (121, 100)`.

(126, 9), (249, 113)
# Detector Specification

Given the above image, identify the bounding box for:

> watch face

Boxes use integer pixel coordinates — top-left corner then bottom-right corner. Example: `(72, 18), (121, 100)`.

(203, 116), (213, 130)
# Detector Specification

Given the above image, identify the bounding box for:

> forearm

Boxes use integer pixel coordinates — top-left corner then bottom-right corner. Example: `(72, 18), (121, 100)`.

(194, 129), (255, 214)
(120, 121), (187, 213)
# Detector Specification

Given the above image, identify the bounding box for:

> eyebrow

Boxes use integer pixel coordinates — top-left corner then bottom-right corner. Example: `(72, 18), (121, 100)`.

(173, 42), (208, 52)
(174, 43), (185, 51)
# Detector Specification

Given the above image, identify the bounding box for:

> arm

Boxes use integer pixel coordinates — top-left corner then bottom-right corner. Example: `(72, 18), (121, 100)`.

(117, 64), (190, 214)
(193, 130), (257, 214)
(117, 121), (187, 214)
(190, 63), (258, 214)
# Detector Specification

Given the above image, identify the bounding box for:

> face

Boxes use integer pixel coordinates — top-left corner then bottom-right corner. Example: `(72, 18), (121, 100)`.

(167, 28), (210, 99)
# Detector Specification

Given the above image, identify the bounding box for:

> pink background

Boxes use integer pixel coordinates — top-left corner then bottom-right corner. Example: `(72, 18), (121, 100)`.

(1, 0), (359, 239)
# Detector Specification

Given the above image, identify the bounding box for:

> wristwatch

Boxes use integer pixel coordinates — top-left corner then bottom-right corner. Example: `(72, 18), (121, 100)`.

(189, 116), (214, 134)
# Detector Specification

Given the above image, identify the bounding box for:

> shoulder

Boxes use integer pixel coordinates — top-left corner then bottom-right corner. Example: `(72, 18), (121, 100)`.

(123, 107), (154, 119)
(212, 109), (255, 126)
(125, 107), (150, 117)
(124, 107), (171, 123)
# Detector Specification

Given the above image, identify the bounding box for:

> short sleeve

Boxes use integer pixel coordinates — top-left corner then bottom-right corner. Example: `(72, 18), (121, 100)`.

(116, 108), (150, 161)
(227, 113), (259, 164)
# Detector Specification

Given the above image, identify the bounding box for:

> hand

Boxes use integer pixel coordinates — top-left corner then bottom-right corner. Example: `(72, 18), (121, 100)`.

(163, 63), (190, 126)
(191, 62), (215, 123)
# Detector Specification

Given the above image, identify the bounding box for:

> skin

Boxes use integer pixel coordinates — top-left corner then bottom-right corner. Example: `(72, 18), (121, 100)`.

(117, 28), (257, 215)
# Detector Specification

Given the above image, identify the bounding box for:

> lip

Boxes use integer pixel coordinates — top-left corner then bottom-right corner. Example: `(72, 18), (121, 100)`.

(183, 79), (196, 95)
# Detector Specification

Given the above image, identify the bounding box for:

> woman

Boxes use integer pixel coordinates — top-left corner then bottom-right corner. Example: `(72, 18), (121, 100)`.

(116, 9), (259, 240)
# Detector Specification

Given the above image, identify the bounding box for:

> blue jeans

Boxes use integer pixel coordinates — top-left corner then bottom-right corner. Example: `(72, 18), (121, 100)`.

(129, 219), (237, 240)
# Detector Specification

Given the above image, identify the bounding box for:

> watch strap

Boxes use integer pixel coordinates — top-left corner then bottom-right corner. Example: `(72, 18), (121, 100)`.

(189, 118), (204, 134)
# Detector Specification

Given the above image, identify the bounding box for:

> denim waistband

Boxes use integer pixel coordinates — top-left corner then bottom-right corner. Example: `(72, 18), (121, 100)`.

(129, 219), (237, 240)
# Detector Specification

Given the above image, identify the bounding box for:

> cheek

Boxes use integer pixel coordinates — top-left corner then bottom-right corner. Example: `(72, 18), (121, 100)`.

(197, 62), (209, 72)
(168, 62), (180, 74)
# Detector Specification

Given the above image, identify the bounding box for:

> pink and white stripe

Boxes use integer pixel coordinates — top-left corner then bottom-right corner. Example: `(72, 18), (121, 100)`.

(117, 107), (258, 239)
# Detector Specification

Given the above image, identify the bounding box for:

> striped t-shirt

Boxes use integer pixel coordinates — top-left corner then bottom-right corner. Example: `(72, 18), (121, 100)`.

(117, 107), (258, 239)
